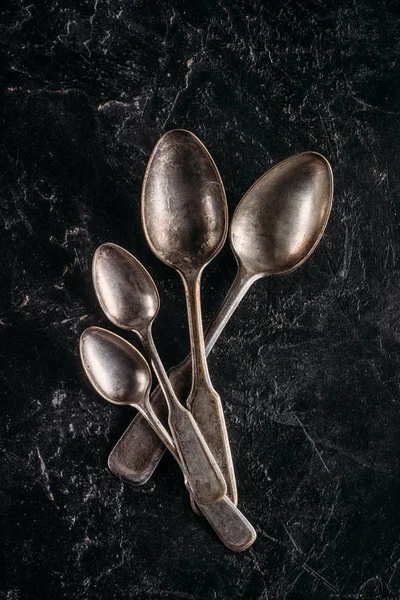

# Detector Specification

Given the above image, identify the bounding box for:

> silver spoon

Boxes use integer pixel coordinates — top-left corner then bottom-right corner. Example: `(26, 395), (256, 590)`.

(80, 326), (256, 551)
(141, 129), (237, 505)
(93, 244), (226, 506)
(108, 151), (333, 492)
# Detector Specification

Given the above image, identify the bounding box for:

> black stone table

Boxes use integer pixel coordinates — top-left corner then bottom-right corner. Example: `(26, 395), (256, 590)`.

(1, 2), (400, 599)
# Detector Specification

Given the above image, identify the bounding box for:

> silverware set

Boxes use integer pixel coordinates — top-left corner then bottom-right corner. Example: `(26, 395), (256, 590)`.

(79, 129), (333, 551)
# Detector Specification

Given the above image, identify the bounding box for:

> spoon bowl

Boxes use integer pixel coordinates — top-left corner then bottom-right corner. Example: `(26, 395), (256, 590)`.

(93, 243), (159, 333)
(80, 327), (151, 408)
(142, 129), (228, 274)
(231, 152), (333, 278)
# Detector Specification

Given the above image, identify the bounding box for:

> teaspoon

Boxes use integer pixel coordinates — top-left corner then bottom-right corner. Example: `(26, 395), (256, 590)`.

(80, 327), (256, 551)
(109, 151), (333, 490)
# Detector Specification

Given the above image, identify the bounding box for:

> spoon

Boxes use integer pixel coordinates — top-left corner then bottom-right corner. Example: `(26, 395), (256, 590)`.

(141, 129), (237, 505)
(108, 151), (334, 491)
(80, 326), (257, 551)
(93, 243), (226, 506)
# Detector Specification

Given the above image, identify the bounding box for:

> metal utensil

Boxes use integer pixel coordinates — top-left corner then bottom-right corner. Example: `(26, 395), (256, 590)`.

(108, 151), (334, 488)
(141, 129), (237, 505)
(92, 245), (226, 506)
(80, 327), (256, 551)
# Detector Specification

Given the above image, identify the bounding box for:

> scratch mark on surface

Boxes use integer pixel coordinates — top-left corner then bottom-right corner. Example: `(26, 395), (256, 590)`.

(340, 224), (352, 280)
(281, 521), (303, 554)
(302, 563), (338, 593)
(294, 414), (332, 474)
(97, 100), (129, 111)
(162, 57), (196, 128)
(37, 447), (58, 507)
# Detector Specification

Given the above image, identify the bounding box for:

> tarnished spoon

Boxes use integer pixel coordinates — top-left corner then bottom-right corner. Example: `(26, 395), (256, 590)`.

(142, 129), (237, 505)
(108, 151), (333, 491)
(80, 327), (256, 551)
(93, 244), (226, 506)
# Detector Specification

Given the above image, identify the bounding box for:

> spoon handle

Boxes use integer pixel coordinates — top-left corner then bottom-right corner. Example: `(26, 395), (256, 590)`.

(140, 328), (227, 506)
(182, 271), (239, 506)
(108, 270), (253, 487)
(197, 496), (256, 552)
(135, 400), (256, 551)
(203, 269), (255, 355)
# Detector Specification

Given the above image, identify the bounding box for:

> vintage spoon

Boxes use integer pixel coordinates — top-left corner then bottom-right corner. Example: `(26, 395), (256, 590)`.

(141, 129), (237, 505)
(93, 243), (226, 506)
(108, 151), (333, 490)
(80, 327), (256, 551)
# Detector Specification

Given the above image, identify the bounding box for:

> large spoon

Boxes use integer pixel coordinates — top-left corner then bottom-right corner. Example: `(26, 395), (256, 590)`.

(108, 151), (334, 488)
(80, 327), (256, 551)
(141, 129), (237, 505)
(93, 244), (226, 506)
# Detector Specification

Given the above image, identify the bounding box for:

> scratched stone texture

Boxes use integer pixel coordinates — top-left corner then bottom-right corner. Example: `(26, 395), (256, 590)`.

(1, 0), (400, 599)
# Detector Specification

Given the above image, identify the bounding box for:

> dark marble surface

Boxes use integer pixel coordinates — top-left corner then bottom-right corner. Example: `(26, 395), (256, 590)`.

(2, 1), (400, 598)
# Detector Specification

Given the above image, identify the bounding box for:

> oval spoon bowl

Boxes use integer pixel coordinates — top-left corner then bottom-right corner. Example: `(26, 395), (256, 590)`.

(142, 129), (228, 273)
(231, 151), (333, 277)
(80, 327), (151, 406)
(93, 243), (159, 332)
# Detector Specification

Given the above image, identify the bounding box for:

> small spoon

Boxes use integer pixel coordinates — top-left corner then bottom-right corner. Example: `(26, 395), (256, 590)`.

(108, 151), (333, 491)
(93, 243), (226, 506)
(142, 129), (237, 505)
(80, 326), (256, 551)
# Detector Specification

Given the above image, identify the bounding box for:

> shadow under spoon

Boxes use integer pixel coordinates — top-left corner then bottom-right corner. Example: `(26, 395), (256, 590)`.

(108, 151), (334, 494)
(80, 327), (256, 551)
